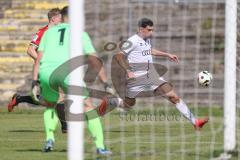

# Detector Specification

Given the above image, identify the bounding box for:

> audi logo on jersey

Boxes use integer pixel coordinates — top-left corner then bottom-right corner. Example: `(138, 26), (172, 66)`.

(142, 49), (151, 56)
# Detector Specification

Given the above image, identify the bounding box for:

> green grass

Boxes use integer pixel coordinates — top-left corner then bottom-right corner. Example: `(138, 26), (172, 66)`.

(0, 106), (239, 160)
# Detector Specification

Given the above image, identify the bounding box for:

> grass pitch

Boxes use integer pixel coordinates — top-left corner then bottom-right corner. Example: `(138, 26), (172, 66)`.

(0, 106), (239, 160)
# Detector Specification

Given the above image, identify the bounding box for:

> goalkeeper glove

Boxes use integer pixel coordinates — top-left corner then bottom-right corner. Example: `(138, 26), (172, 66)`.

(31, 80), (40, 103)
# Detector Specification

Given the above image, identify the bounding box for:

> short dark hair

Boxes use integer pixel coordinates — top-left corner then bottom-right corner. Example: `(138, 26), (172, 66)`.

(138, 18), (153, 28)
(61, 6), (68, 17)
(48, 8), (61, 21)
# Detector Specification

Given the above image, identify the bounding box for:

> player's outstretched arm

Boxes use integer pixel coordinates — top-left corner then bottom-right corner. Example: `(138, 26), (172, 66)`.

(115, 52), (129, 70)
(152, 48), (179, 63)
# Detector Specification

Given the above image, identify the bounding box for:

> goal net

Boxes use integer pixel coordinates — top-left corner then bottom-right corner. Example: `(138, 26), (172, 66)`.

(3, 0), (239, 159)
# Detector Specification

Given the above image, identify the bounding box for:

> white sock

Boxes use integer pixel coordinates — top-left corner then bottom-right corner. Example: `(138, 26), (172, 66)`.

(118, 98), (123, 107)
(176, 99), (196, 125)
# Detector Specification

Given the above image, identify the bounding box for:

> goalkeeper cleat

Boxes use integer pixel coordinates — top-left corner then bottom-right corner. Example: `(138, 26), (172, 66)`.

(7, 93), (19, 112)
(97, 148), (112, 155)
(43, 139), (54, 152)
(194, 117), (209, 130)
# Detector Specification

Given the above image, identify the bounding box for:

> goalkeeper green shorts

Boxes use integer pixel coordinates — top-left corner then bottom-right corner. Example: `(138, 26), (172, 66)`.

(39, 67), (89, 103)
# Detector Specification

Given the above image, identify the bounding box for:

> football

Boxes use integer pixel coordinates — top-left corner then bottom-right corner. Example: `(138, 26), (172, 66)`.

(198, 71), (213, 86)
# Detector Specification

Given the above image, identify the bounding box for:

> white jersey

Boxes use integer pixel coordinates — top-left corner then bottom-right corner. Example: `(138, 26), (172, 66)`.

(121, 34), (153, 77)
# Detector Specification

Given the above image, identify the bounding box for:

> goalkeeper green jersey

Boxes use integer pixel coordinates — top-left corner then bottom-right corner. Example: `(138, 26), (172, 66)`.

(38, 23), (95, 67)
(38, 23), (95, 103)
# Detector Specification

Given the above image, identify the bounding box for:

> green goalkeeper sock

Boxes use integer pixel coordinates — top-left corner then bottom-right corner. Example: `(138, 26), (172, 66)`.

(43, 108), (58, 141)
(85, 110), (105, 149)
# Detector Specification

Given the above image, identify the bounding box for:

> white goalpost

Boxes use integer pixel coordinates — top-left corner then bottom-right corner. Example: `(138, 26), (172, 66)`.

(68, 0), (85, 160)
(224, 0), (237, 153)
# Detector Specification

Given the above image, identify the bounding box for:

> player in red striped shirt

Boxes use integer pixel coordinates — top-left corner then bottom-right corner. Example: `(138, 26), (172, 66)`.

(8, 8), (61, 110)
(7, 8), (64, 152)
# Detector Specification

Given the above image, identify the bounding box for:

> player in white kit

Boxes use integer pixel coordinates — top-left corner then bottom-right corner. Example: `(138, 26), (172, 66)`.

(99, 18), (208, 130)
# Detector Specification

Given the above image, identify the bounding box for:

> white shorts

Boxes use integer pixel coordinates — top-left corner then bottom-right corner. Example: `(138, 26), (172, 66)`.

(126, 68), (167, 98)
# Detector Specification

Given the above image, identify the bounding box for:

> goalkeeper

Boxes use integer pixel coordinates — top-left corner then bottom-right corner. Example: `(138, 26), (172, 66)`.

(32, 6), (112, 154)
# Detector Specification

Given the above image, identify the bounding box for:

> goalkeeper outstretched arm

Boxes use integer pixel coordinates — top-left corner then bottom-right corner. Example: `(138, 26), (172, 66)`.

(85, 54), (114, 94)
(87, 54), (108, 83)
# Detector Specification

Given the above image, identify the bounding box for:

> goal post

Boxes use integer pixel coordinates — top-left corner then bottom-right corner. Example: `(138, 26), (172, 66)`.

(68, 0), (85, 160)
(224, 0), (237, 153)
